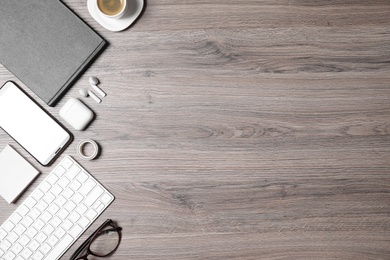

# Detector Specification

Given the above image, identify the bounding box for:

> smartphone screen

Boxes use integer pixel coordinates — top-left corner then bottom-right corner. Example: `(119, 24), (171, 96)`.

(0, 81), (72, 166)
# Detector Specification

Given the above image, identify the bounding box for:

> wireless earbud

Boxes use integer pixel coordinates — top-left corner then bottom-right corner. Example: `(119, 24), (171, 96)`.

(79, 88), (101, 103)
(89, 76), (107, 97)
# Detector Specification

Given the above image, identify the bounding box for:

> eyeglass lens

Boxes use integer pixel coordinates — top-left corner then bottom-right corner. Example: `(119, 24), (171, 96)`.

(89, 226), (121, 256)
(73, 220), (121, 260)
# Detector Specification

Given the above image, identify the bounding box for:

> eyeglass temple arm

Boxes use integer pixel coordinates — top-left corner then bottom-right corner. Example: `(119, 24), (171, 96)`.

(69, 236), (93, 260)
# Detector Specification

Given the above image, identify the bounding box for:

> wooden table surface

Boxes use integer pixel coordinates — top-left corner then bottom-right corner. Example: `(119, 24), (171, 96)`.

(1, 0), (390, 259)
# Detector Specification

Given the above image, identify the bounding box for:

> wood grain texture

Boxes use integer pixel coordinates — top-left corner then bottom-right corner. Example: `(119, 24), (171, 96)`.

(1, 0), (390, 259)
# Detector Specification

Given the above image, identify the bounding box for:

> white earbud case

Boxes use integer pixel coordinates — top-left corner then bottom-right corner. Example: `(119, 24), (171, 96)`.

(60, 98), (94, 131)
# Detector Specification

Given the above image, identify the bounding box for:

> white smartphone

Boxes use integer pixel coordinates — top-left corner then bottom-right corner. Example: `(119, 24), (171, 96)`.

(0, 81), (72, 166)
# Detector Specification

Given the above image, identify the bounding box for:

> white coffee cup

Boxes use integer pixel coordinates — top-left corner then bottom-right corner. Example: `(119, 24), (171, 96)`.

(96, 0), (127, 19)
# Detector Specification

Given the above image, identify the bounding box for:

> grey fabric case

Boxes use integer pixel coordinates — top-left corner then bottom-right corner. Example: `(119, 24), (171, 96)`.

(0, 0), (106, 106)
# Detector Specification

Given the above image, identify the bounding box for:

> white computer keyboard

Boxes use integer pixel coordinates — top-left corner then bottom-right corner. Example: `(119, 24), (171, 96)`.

(0, 155), (114, 260)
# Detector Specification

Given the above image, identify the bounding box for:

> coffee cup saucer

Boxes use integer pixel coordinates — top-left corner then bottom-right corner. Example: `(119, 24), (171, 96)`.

(87, 0), (144, 32)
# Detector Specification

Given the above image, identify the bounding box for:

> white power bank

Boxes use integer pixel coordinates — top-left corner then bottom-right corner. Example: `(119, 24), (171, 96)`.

(0, 145), (39, 203)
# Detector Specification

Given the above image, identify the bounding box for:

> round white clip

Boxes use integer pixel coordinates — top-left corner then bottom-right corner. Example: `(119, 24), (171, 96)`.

(77, 139), (100, 160)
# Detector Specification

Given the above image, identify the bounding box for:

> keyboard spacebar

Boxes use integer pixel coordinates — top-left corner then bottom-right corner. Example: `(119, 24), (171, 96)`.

(44, 234), (74, 260)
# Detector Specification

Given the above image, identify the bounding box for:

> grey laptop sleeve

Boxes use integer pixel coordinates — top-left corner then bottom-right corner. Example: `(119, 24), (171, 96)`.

(0, 0), (106, 106)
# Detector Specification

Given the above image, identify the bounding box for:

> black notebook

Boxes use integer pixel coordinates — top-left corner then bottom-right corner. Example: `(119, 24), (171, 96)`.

(0, 0), (106, 106)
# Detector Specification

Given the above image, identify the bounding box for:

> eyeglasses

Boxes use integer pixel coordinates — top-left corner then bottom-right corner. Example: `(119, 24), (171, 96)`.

(70, 219), (122, 260)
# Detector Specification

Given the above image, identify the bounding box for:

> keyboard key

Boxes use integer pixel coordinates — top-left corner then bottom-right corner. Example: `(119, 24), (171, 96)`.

(3, 251), (15, 260)
(19, 235), (31, 246)
(62, 219), (73, 230)
(65, 201), (77, 212)
(32, 189), (44, 200)
(59, 177), (71, 188)
(47, 174), (59, 184)
(40, 181), (52, 192)
(32, 251), (44, 260)
(7, 232), (18, 243)
(69, 224), (83, 238)
(85, 209), (97, 220)
(62, 157), (73, 169)
(22, 216), (34, 227)
(36, 201), (49, 212)
(18, 205), (30, 216)
(78, 171), (89, 182)
(84, 187), (103, 206)
(10, 213), (22, 224)
(45, 234), (73, 260)
(93, 201), (102, 210)
(54, 227), (66, 239)
(79, 217), (90, 228)
(101, 193), (113, 204)
(36, 232), (48, 243)
(28, 239), (40, 251)
(47, 235), (59, 247)
(40, 243), (52, 254)
(70, 180), (82, 191)
(26, 227), (38, 238)
(63, 187), (75, 199)
(2, 221), (15, 232)
(0, 229), (7, 240)
(55, 165), (66, 176)
(43, 224), (55, 236)
(33, 219), (45, 231)
(30, 208), (41, 220)
(80, 179), (96, 196)
(43, 192), (56, 204)
(76, 204), (88, 215)
(25, 197), (37, 208)
(50, 216), (62, 228)
(96, 203), (105, 212)
(14, 224), (27, 236)
(55, 196), (67, 207)
(40, 211), (53, 222)
(0, 240), (11, 251)
(11, 242), (23, 254)
(48, 204), (60, 215)
(51, 184), (63, 196)
(21, 248), (33, 259)
(67, 164), (81, 179)
(58, 208), (69, 219)
(72, 193), (84, 203)
(69, 212), (80, 222)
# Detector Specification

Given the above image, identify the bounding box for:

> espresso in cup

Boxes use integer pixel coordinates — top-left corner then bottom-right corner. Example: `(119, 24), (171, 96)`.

(97, 0), (126, 16)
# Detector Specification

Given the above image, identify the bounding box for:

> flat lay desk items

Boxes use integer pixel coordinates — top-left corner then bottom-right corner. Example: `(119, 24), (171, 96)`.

(1, 0), (390, 259)
(0, 0), (139, 259)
